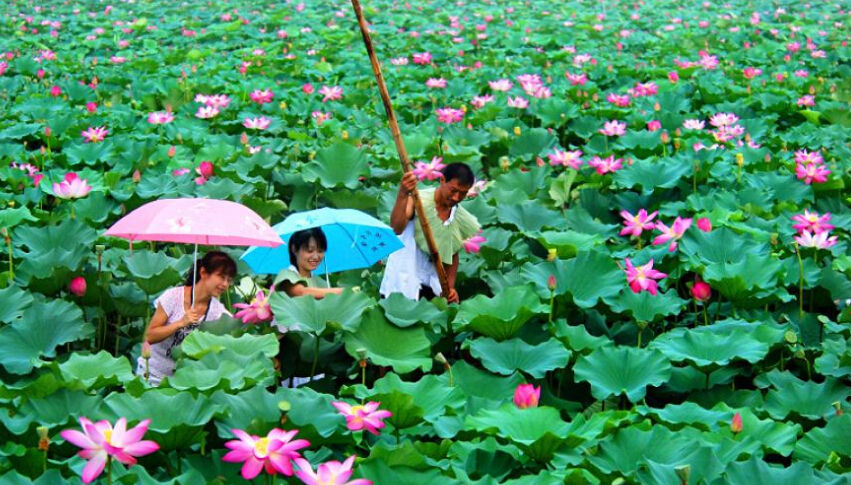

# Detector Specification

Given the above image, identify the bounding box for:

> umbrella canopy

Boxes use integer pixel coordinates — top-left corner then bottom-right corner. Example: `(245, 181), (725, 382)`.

(105, 198), (283, 247)
(241, 207), (403, 275)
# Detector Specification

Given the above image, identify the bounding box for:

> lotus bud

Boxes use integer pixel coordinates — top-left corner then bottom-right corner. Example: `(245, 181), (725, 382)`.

(794, 349), (805, 359)
(653, 102), (661, 111)
(140, 341), (152, 359)
(675, 465), (691, 485)
(37, 426), (49, 451)
(690, 278), (711, 302)
(770, 233), (778, 246)
(197, 161), (214, 178)
(547, 275), (556, 291)
(341, 130), (349, 140)
(69, 276), (86, 297)
(730, 412), (743, 434)
(547, 248), (557, 262)
(95, 244), (105, 255)
(513, 383), (540, 409)
(499, 156), (510, 171)
(44, 126), (52, 137)
(696, 217), (711, 232)
(833, 402), (843, 416)
(434, 352), (448, 366)
(240, 133), (248, 145)
(764, 153), (771, 163)
(660, 131), (669, 143)
(279, 101), (287, 110)
(735, 153), (744, 167)
(513, 126), (521, 136)
(132, 169), (141, 183)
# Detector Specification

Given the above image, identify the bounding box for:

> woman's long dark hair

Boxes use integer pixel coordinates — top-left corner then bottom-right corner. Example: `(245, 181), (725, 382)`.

(288, 228), (328, 267)
(184, 250), (237, 285)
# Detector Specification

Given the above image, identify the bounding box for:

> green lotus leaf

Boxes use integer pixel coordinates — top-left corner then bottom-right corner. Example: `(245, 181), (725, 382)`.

(454, 285), (548, 340)
(124, 251), (183, 295)
(58, 351), (134, 389)
(0, 206), (37, 229)
(168, 349), (275, 392)
(449, 438), (519, 481)
(617, 130), (663, 151)
(589, 425), (721, 479)
(819, 266), (851, 303)
(508, 128), (556, 160)
(534, 230), (606, 258)
(573, 346), (672, 402)
(16, 388), (103, 430)
(0, 123), (40, 140)
(358, 460), (454, 485)
(343, 308), (432, 374)
(755, 370), (851, 420)
(502, 470), (569, 485)
(370, 390), (425, 431)
(636, 402), (730, 430)
(0, 470), (74, 485)
(276, 386), (344, 438)
(679, 227), (762, 266)
(465, 404), (570, 462)
(533, 98), (578, 128)
(614, 156), (691, 195)
(362, 441), (431, 471)
(604, 289), (686, 323)
(551, 320), (612, 354)
(0, 300), (93, 374)
(665, 365), (740, 393)
(794, 415), (851, 469)
(721, 458), (820, 485)
(210, 386), (290, 438)
(439, 360), (525, 402)
(269, 289), (374, 334)
(649, 329), (771, 367)
(814, 335), (851, 378)
(357, 373), (466, 424)
(492, 167), (551, 199)
(179, 331), (278, 359)
(466, 337), (570, 378)
(301, 142), (369, 189)
(702, 252), (784, 303)
(0, 285), (33, 323)
(496, 200), (564, 232)
(13, 218), (98, 284)
(379, 292), (448, 329)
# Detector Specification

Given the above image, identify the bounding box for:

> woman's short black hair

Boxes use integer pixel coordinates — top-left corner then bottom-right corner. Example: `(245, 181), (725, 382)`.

(288, 228), (328, 267)
(184, 250), (237, 285)
(442, 162), (475, 187)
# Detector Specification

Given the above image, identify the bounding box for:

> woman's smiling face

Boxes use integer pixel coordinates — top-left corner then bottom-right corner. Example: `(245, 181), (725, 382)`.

(294, 237), (326, 275)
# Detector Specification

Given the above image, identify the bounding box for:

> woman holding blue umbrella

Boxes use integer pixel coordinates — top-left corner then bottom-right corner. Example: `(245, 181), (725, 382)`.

(275, 228), (343, 299)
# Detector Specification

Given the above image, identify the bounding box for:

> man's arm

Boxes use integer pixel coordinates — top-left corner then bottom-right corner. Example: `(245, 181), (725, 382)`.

(443, 252), (460, 303)
(389, 172), (417, 234)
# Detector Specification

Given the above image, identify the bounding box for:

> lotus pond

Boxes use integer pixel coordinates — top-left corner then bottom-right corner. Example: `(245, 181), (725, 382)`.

(0, 0), (850, 483)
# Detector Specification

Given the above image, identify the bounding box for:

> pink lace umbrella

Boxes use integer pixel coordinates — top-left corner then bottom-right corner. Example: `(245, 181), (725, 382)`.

(105, 198), (282, 305)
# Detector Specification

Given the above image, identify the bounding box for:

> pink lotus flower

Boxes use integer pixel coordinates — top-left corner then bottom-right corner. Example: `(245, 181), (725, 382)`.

(412, 52), (432, 65)
(311, 111), (331, 125)
(319, 86), (343, 102)
(390, 57), (408, 65)
(222, 428), (310, 480)
(631, 81), (658, 97)
(547, 149), (583, 169)
(488, 79), (513, 92)
(795, 230), (838, 249)
(60, 417), (160, 484)
(196, 161), (214, 179)
(331, 401), (392, 435)
(795, 160), (830, 185)
(565, 72), (587, 86)
(471, 95), (494, 109)
(201, 94), (231, 109)
(696, 217), (712, 232)
(302, 83), (314, 95)
(619, 209), (658, 237)
(683, 119), (705, 130)
(69, 276), (87, 297)
(293, 456), (372, 485)
(587, 155), (622, 175)
(463, 232), (487, 253)
(243, 116), (271, 130)
(173, 168), (190, 176)
(668, 71), (679, 83)
(792, 210), (833, 234)
(506, 96), (529, 109)
(647, 120), (661, 131)
(606, 93), (630, 107)
(147, 111), (174, 124)
(50, 85), (62, 97)
(794, 150), (823, 165)
(742, 67), (762, 79)
(709, 112), (739, 128)
(467, 180), (487, 198)
(0, 61), (7, 76)
(730, 412), (743, 434)
(435, 107), (464, 124)
(690, 278), (711, 302)
(250, 89), (274, 104)
(195, 105), (220, 119)
(796, 95), (815, 107)
(234, 289), (274, 324)
(53, 173), (92, 199)
(81, 126), (108, 143)
(599, 120), (626, 136)
(85, 102), (98, 113)
(425, 77), (447, 88)
(413, 157), (446, 181)
(513, 383), (540, 409)
(624, 258), (667, 295)
(652, 217), (692, 252)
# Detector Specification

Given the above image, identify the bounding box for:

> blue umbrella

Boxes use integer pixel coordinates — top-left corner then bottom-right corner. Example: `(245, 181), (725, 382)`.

(240, 208), (404, 276)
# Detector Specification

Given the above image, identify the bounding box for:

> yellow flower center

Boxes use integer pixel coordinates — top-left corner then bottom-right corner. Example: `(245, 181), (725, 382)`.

(103, 430), (113, 445)
(254, 437), (270, 458)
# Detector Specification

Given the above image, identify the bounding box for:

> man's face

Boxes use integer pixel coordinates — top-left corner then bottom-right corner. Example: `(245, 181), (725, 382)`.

(439, 178), (472, 206)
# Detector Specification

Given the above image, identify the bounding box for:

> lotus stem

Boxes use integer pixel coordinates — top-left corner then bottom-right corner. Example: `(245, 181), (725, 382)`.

(548, 291), (555, 324)
(693, 162), (698, 193)
(114, 316), (121, 356)
(795, 243), (804, 320)
(2, 228), (12, 280)
(636, 330), (642, 348)
(309, 333), (320, 383)
(144, 358), (149, 382)
(702, 304), (709, 326)
(107, 455), (112, 485)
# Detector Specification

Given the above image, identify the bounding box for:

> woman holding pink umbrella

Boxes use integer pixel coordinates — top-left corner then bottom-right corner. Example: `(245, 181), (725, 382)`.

(135, 251), (236, 385)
